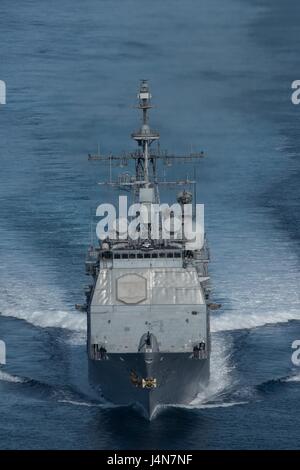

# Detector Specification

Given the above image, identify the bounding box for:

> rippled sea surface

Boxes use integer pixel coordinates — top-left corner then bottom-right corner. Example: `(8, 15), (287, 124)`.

(0, 0), (300, 449)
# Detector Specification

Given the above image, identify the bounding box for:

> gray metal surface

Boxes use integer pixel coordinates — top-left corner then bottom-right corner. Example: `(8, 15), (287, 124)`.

(89, 352), (210, 419)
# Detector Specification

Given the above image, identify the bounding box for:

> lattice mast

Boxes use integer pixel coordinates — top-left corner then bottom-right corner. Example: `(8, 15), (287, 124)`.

(131, 80), (160, 202)
(88, 80), (205, 203)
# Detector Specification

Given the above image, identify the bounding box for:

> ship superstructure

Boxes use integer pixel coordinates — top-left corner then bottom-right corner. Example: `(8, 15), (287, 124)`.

(77, 81), (211, 419)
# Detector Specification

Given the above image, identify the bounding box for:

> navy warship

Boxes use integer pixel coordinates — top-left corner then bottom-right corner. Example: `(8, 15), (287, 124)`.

(77, 81), (212, 419)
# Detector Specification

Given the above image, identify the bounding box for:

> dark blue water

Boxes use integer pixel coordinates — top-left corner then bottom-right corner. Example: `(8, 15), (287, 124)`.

(0, 0), (300, 449)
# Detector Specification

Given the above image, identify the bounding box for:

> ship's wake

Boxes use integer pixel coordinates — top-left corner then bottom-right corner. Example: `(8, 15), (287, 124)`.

(0, 240), (86, 335)
(0, 370), (26, 383)
(0, 369), (114, 408)
(177, 335), (240, 411)
(0, 307), (86, 333)
(211, 309), (300, 333)
(283, 373), (300, 383)
(171, 401), (248, 411)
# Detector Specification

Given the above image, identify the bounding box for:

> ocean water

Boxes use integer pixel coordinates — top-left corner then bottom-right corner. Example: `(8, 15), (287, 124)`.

(0, 0), (300, 449)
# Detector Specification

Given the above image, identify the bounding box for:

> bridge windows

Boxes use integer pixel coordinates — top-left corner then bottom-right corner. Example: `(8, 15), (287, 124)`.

(113, 251), (182, 259)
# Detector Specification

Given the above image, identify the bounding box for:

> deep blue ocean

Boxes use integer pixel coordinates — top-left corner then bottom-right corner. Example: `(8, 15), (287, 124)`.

(0, 0), (300, 449)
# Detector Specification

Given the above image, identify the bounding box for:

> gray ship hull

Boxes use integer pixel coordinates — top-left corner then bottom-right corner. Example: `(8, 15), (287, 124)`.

(88, 352), (210, 419)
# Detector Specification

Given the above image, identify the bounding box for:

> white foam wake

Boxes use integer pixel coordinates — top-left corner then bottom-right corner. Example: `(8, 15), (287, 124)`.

(58, 399), (123, 409)
(190, 335), (236, 407)
(211, 309), (300, 333)
(0, 370), (25, 383)
(1, 308), (86, 333)
(283, 373), (300, 383)
(58, 399), (101, 407)
(175, 401), (247, 410)
(0, 240), (87, 335)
